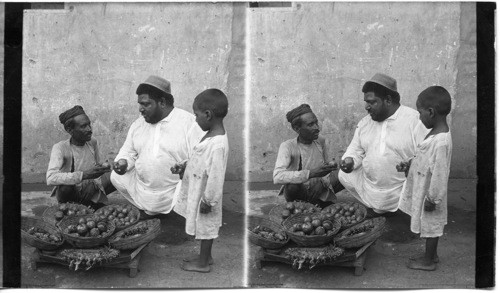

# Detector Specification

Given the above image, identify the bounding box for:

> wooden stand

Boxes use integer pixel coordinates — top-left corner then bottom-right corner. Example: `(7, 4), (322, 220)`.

(30, 242), (149, 278)
(255, 240), (375, 276)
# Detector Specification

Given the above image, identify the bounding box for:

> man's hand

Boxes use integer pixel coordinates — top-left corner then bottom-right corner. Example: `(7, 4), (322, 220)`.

(340, 157), (354, 173)
(113, 159), (128, 175)
(309, 163), (336, 178)
(199, 201), (212, 214)
(82, 165), (110, 180)
(170, 162), (187, 179)
(424, 198), (436, 212)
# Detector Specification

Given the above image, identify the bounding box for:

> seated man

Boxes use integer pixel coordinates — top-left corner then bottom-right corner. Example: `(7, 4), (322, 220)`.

(111, 75), (204, 215)
(338, 73), (428, 214)
(46, 105), (116, 209)
(273, 104), (339, 208)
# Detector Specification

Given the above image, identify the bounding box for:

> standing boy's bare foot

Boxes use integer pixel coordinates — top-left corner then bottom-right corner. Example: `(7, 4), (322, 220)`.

(409, 253), (439, 263)
(183, 255), (214, 265)
(181, 262), (211, 273)
(407, 257), (437, 271)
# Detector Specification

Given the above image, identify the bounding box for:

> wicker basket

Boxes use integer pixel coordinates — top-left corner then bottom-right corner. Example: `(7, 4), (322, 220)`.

(268, 201), (321, 224)
(42, 203), (94, 225)
(95, 204), (140, 232)
(21, 216), (64, 251)
(282, 213), (341, 247)
(248, 216), (289, 249)
(59, 214), (116, 248)
(321, 201), (367, 230)
(334, 217), (386, 248)
(108, 219), (161, 250)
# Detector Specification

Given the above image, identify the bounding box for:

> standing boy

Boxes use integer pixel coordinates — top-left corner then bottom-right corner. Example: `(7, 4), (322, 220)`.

(397, 86), (453, 271)
(172, 88), (229, 273)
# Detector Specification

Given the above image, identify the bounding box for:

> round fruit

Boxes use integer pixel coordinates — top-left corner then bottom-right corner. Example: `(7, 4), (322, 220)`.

(334, 213), (341, 218)
(281, 210), (291, 219)
(296, 231), (305, 236)
(345, 211), (351, 217)
(129, 217), (136, 223)
(67, 224), (77, 233)
(302, 223), (313, 234)
(86, 220), (96, 229)
(78, 218), (86, 225)
(292, 223), (302, 232)
(108, 215), (115, 220)
(322, 221), (333, 231)
(118, 213), (124, 219)
(356, 216), (363, 222)
(89, 228), (100, 237)
(77, 224), (87, 236)
(97, 223), (107, 232)
(59, 204), (67, 212)
(324, 213), (334, 221)
(311, 219), (321, 228)
(286, 202), (294, 211)
(103, 210), (110, 217)
(124, 221), (130, 226)
(122, 208), (128, 214)
(67, 210), (75, 216)
(304, 216), (312, 223)
(124, 216), (130, 222)
(54, 211), (64, 221)
(315, 226), (326, 235)
(349, 206), (355, 212)
(293, 208), (301, 214)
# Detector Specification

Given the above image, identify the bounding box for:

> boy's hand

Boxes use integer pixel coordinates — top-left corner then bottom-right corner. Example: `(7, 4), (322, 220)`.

(424, 198), (436, 211)
(170, 162), (187, 179)
(199, 201), (212, 214)
(396, 161), (411, 177)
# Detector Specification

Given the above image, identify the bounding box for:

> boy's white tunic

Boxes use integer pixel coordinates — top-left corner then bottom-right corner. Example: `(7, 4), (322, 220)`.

(111, 107), (204, 214)
(339, 105), (428, 212)
(399, 132), (452, 237)
(174, 134), (229, 239)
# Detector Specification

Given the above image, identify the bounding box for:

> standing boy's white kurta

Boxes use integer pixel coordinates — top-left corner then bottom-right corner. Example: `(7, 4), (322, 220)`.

(399, 132), (452, 238)
(339, 105), (429, 212)
(111, 107), (205, 214)
(174, 134), (229, 239)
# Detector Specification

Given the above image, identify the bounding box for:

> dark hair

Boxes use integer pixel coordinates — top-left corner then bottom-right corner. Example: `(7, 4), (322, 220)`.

(137, 84), (174, 106)
(194, 88), (229, 118)
(63, 118), (75, 132)
(362, 82), (400, 104)
(418, 86), (452, 115)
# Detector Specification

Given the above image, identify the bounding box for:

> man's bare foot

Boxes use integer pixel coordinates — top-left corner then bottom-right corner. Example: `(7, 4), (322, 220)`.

(181, 261), (211, 273)
(409, 253), (439, 263)
(407, 257), (437, 271)
(183, 255), (214, 265)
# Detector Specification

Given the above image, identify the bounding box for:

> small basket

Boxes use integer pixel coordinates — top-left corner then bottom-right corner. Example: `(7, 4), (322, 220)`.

(59, 214), (116, 248)
(282, 213), (341, 247)
(321, 201), (367, 230)
(248, 216), (289, 249)
(268, 201), (321, 224)
(42, 203), (94, 225)
(21, 216), (64, 251)
(334, 217), (386, 248)
(108, 219), (161, 250)
(95, 204), (140, 232)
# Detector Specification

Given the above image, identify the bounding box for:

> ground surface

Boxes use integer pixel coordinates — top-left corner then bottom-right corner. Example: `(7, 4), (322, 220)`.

(247, 179), (476, 289)
(20, 190), (245, 288)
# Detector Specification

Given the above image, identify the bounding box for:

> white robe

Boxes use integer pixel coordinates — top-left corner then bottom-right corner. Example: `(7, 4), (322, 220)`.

(174, 134), (229, 239)
(111, 107), (205, 214)
(339, 105), (429, 212)
(399, 132), (452, 237)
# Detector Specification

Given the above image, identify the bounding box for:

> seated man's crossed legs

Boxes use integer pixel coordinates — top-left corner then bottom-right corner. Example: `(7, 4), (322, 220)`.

(56, 172), (116, 210)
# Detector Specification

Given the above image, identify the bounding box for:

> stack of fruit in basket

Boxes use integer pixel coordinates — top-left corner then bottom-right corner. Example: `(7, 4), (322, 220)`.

(271, 200), (322, 223)
(287, 213), (338, 236)
(251, 225), (287, 242)
(321, 201), (366, 228)
(43, 203), (94, 224)
(63, 215), (110, 238)
(26, 226), (62, 243)
(94, 204), (139, 231)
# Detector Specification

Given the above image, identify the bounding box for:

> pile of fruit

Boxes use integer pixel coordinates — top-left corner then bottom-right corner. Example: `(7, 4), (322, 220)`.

(284, 245), (344, 270)
(64, 216), (109, 238)
(60, 246), (120, 271)
(287, 214), (338, 236)
(52, 203), (93, 222)
(279, 201), (322, 220)
(25, 227), (62, 243)
(321, 202), (364, 227)
(119, 224), (149, 239)
(251, 225), (287, 242)
(95, 204), (138, 230)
